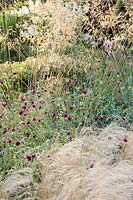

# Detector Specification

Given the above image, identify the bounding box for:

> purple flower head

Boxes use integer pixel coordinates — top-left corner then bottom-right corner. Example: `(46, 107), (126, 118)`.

(63, 87), (67, 92)
(68, 116), (72, 121)
(67, 131), (72, 137)
(2, 102), (7, 108)
(19, 109), (25, 115)
(20, 121), (26, 126)
(103, 40), (113, 49)
(36, 90), (40, 95)
(12, 71), (17, 75)
(2, 128), (8, 134)
(44, 111), (48, 115)
(16, 141), (21, 146)
(122, 117), (126, 121)
(22, 105), (27, 110)
(24, 102), (27, 106)
(12, 128), (15, 132)
(24, 154), (32, 161)
(82, 89), (87, 95)
(94, 116), (99, 122)
(31, 89), (35, 95)
(25, 132), (30, 137)
(52, 112), (56, 117)
(63, 112), (68, 119)
(7, 139), (12, 144)
(123, 137), (128, 143)
(32, 104), (36, 108)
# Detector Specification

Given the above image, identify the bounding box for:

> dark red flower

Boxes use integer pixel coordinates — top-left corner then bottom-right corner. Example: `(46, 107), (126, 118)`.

(2, 128), (8, 134)
(63, 112), (68, 118)
(123, 138), (128, 143)
(25, 154), (32, 161)
(32, 104), (36, 108)
(25, 132), (30, 137)
(94, 116), (99, 121)
(19, 109), (25, 115)
(24, 102), (27, 106)
(122, 117), (126, 121)
(31, 90), (35, 95)
(68, 116), (72, 121)
(20, 121), (26, 125)
(63, 86), (67, 92)
(67, 131), (72, 137)
(2, 102), (7, 108)
(52, 112), (56, 117)
(37, 90), (40, 95)
(82, 89), (87, 94)
(12, 128), (15, 132)
(16, 141), (21, 146)
(22, 105), (27, 110)
(7, 139), (12, 144)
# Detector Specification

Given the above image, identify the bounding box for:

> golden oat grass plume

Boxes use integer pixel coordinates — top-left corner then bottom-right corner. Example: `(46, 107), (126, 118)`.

(32, 0), (81, 91)
(44, 0), (79, 51)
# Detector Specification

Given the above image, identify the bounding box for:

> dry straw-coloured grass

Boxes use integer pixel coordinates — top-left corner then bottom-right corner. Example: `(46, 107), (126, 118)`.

(40, 123), (133, 200)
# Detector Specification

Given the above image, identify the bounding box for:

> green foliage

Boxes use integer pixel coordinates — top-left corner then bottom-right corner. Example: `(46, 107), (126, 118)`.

(116, 0), (126, 14)
(0, 61), (35, 96)
(0, 4), (34, 63)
